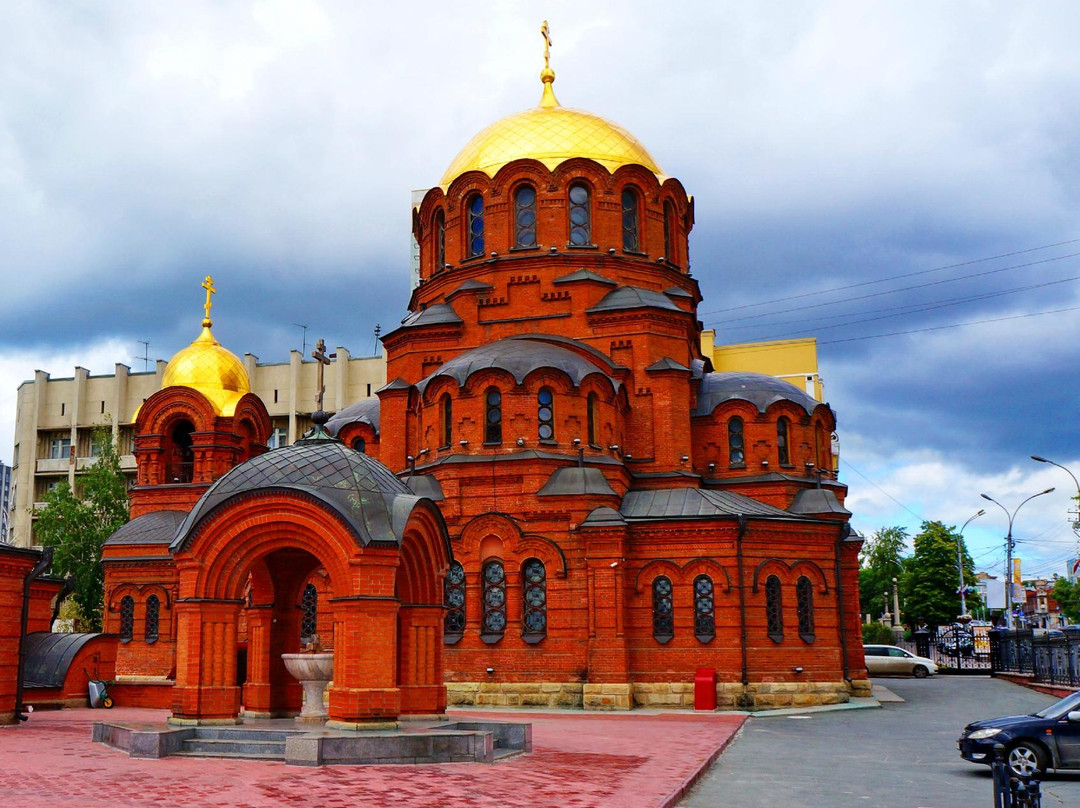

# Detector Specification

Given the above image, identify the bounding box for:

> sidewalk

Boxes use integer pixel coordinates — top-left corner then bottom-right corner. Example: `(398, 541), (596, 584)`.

(0, 707), (746, 808)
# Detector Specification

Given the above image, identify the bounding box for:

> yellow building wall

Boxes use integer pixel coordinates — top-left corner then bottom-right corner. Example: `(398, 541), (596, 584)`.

(701, 330), (824, 402)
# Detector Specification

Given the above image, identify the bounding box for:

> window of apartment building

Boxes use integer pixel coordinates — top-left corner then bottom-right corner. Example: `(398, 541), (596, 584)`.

(268, 427), (288, 449)
(48, 435), (71, 459)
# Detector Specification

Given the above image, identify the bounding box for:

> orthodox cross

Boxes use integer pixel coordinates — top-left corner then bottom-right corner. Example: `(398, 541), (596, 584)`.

(541, 20), (552, 69)
(201, 275), (216, 325)
(311, 338), (331, 412)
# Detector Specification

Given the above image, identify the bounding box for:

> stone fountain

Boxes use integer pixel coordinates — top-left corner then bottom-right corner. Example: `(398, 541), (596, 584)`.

(281, 641), (334, 724)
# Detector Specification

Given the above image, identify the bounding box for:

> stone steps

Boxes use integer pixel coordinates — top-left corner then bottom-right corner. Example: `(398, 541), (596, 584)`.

(175, 727), (302, 760)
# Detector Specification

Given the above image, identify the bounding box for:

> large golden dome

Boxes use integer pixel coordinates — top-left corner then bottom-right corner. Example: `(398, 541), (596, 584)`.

(440, 71), (662, 186)
(161, 280), (251, 417)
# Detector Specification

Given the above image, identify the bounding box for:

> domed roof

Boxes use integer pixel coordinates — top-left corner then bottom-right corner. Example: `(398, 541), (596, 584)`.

(693, 372), (823, 417)
(170, 441), (425, 552)
(440, 71), (662, 186)
(162, 325), (250, 417)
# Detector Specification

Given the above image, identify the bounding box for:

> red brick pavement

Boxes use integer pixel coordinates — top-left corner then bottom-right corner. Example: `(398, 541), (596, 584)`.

(0, 707), (745, 808)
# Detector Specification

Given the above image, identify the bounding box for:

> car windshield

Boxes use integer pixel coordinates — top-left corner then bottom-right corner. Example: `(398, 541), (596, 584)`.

(1034, 690), (1080, 719)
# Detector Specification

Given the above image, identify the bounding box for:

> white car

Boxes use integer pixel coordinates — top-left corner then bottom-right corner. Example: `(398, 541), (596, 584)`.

(863, 644), (939, 678)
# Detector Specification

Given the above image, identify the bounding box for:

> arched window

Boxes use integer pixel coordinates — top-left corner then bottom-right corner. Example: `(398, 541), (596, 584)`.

(521, 558), (547, 642)
(444, 561), (465, 643)
(119, 595), (134, 643)
(765, 575), (783, 643)
(797, 576), (815, 642)
(168, 420), (194, 483)
(300, 583), (318, 641)
(693, 575), (715, 643)
(484, 387), (502, 444)
(621, 188), (640, 252)
(652, 576), (674, 643)
(728, 417), (745, 467)
(568, 183), (591, 246)
(351, 436), (366, 454)
(514, 185), (537, 248)
(663, 200), (675, 261)
(481, 559), (506, 642)
(145, 594), (160, 643)
(777, 417), (790, 465)
(587, 392), (599, 447)
(537, 387), (555, 442)
(434, 209), (446, 272)
(440, 393), (452, 448)
(467, 194), (484, 258)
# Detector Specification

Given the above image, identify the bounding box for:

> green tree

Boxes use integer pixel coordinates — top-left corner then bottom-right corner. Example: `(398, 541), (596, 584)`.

(859, 526), (909, 620)
(35, 426), (129, 631)
(903, 520), (980, 628)
(1052, 577), (1080, 624)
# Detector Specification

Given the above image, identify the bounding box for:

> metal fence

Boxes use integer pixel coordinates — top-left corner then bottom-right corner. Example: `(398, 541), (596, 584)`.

(989, 627), (1080, 688)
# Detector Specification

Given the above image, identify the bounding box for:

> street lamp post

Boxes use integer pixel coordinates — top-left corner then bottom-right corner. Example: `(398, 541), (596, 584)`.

(957, 509), (985, 618)
(1031, 455), (1080, 536)
(981, 488), (1055, 629)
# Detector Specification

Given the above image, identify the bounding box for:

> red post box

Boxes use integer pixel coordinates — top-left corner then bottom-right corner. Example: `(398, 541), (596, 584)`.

(694, 667), (716, 711)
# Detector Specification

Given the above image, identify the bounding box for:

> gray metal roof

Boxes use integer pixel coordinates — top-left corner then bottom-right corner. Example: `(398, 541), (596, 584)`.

(23, 632), (101, 688)
(789, 488), (851, 516)
(663, 286), (693, 299)
(693, 371), (821, 417)
(586, 286), (683, 315)
(416, 336), (619, 394)
(171, 441), (423, 552)
(537, 467), (617, 497)
(581, 506), (627, 527)
(645, 357), (690, 373)
(326, 398), (381, 437)
(449, 279), (494, 295)
(396, 303), (463, 329)
(620, 488), (806, 521)
(104, 510), (186, 546)
(554, 268), (616, 286)
(404, 473), (444, 501)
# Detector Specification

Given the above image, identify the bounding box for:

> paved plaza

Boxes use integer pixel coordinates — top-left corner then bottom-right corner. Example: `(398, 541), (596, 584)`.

(0, 707), (744, 808)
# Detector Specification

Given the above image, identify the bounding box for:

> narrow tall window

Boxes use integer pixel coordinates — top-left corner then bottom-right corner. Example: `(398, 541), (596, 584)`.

(568, 183), (591, 246)
(765, 575), (783, 643)
(621, 188), (640, 252)
(481, 560), (506, 641)
(435, 209), (446, 271)
(537, 387), (555, 441)
(728, 417), (745, 467)
(663, 200), (674, 260)
(693, 575), (715, 643)
(467, 194), (484, 257)
(352, 437), (366, 454)
(587, 392), (599, 447)
(444, 561), (465, 642)
(300, 583), (318, 641)
(119, 595), (134, 643)
(797, 576), (815, 642)
(514, 185), (537, 248)
(521, 558), (547, 641)
(652, 576), (674, 643)
(484, 387), (502, 444)
(440, 393), (452, 448)
(777, 417), (790, 465)
(145, 595), (160, 643)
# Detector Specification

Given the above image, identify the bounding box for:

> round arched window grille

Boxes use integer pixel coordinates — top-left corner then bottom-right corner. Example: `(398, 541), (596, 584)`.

(728, 417), (745, 467)
(145, 594), (160, 644)
(300, 583), (318, 641)
(765, 575), (783, 643)
(514, 185), (537, 248)
(522, 559), (547, 639)
(467, 194), (484, 257)
(481, 560), (506, 640)
(568, 184), (591, 246)
(485, 388), (502, 444)
(652, 576), (674, 643)
(537, 387), (555, 442)
(444, 561), (466, 640)
(621, 188), (640, 252)
(797, 576), (815, 642)
(119, 595), (134, 643)
(693, 575), (715, 642)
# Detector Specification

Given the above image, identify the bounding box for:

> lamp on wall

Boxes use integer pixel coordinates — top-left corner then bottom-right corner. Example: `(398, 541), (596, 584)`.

(459, 440), (468, 447)
(572, 438), (581, 446)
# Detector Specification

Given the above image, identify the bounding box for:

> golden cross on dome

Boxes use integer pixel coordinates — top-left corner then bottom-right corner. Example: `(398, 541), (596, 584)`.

(539, 20), (559, 108)
(201, 275), (216, 326)
(311, 338), (331, 412)
(541, 20), (552, 69)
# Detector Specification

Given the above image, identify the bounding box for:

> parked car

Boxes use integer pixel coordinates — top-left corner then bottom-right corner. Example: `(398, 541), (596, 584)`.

(937, 628), (976, 657)
(958, 689), (1080, 776)
(863, 644), (938, 678)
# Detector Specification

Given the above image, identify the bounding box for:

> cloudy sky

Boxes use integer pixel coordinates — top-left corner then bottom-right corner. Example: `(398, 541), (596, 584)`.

(2, 1), (1079, 581)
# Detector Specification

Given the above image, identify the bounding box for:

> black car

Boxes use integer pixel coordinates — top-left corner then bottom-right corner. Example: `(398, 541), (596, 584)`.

(958, 690), (1080, 776)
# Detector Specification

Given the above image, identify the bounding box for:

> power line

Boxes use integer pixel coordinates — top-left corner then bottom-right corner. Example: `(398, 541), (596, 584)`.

(840, 458), (925, 522)
(702, 237), (1080, 317)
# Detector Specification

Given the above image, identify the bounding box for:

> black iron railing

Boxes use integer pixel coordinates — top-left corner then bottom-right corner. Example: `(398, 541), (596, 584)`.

(989, 627), (1080, 688)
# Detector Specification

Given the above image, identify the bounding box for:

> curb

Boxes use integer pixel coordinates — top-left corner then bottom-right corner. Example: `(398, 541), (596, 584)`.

(655, 715), (748, 808)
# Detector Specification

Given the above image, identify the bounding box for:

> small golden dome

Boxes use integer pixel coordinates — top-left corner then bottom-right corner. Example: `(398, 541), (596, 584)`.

(161, 326), (250, 417)
(440, 71), (662, 185)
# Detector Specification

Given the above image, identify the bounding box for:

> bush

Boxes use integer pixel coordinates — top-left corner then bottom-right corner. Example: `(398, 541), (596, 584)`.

(862, 621), (898, 644)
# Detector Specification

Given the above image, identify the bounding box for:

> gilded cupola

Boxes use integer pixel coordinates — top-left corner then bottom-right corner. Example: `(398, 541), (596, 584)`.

(160, 276), (251, 416)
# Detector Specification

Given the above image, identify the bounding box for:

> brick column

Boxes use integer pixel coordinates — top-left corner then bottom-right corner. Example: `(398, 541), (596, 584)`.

(326, 597), (401, 728)
(397, 604), (445, 715)
(241, 605), (273, 717)
(170, 598), (243, 725)
(581, 524), (632, 710)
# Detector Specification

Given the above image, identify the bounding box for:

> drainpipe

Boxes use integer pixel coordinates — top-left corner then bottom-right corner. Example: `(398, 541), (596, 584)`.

(49, 576), (76, 626)
(16, 547), (54, 722)
(736, 514), (749, 687)
(834, 523), (852, 681)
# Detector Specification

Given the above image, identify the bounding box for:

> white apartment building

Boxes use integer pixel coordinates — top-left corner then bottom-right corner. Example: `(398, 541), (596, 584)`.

(8, 347), (385, 548)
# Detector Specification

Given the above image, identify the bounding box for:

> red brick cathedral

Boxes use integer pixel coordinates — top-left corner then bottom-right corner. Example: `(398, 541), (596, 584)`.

(102, 50), (869, 725)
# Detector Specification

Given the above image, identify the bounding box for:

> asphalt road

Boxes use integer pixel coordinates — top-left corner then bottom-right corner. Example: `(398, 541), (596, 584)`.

(679, 676), (1080, 808)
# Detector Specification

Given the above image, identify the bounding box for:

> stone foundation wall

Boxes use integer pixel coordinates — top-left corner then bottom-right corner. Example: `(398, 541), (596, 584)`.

(446, 682), (584, 708)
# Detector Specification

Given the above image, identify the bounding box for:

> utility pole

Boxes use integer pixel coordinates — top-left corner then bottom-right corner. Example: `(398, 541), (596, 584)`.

(982, 489), (1054, 629)
(957, 509), (985, 618)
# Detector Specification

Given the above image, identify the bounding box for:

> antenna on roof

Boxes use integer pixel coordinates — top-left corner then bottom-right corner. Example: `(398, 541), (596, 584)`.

(373, 324), (381, 355)
(135, 341), (150, 372)
(293, 323), (309, 357)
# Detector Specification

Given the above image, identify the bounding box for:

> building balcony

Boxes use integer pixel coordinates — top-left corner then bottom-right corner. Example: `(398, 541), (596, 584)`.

(35, 458), (69, 473)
